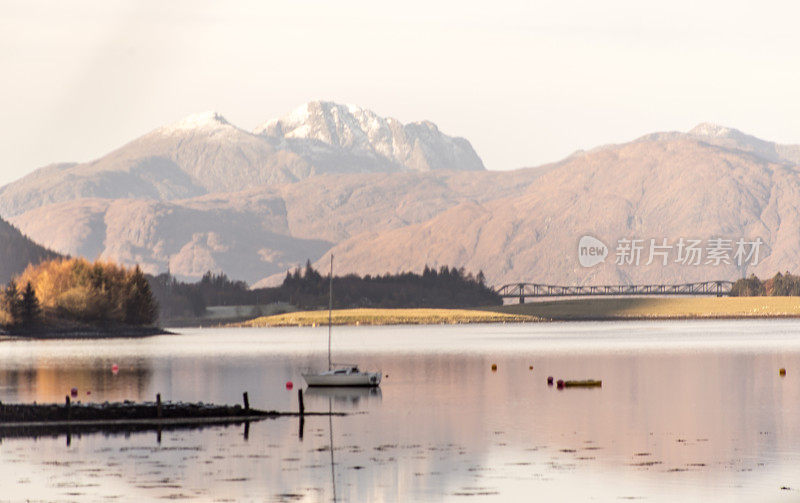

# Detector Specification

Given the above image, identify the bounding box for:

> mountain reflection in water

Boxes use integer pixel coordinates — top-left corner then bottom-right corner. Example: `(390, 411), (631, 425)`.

(0, 321), (799, 501)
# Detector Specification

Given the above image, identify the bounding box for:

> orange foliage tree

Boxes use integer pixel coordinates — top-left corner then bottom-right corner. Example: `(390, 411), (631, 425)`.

(15, 258), (157, 325)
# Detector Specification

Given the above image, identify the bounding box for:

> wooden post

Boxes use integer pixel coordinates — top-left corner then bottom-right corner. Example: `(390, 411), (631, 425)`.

(243, 392), (250, 411)
(298, 389), (305, 417)
(244, 421), (250, 441)
(65, 395), (71, 421)
(156, 393), (162, 419)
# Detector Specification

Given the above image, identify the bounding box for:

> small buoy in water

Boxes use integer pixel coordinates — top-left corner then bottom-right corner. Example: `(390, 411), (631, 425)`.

(547, 376), (554, 385)
(70, 387), (78, 397)
(491, 364), (497, 372)
(556, 379), (564, 389)
(780, 368), (787, 376)
(111, 364), (119, 375)
(86, 390), (91, 395)
(385, 374), (389, 378)
(529, 365), (533, 370)
(285, 381), (294, 390)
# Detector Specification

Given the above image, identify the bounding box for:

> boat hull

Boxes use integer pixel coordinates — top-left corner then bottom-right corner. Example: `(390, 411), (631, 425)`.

(302, 372), (382, 387)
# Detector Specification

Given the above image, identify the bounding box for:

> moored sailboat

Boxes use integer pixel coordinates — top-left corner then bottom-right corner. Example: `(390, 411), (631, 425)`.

(301, 255), (381, 388)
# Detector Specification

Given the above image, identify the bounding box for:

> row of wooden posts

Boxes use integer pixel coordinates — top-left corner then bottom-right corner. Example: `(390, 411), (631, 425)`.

(64, 389), (307, 418)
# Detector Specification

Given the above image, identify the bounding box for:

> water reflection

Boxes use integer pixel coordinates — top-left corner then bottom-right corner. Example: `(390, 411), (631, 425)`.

(0, 321), (799, 501)
(304, 386), (383, 409)
(0, 362), (151, 403)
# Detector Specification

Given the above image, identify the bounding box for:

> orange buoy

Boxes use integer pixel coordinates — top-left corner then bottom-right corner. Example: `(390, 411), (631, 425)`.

(491, 364), (497, 371)
(285, 381), (294, 390)
(780, 368), (786, 376)
(529, 365), (533, 370)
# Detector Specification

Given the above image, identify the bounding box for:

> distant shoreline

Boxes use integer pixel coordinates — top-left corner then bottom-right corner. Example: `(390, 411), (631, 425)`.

(1, 326), (169, 340)
(231, 297), (800, 327)
(492, 296), (800, 322)
(235, 308), (540, 327)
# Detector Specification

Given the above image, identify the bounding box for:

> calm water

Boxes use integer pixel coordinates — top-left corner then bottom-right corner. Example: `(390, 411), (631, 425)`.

(1, 320), (800, 502)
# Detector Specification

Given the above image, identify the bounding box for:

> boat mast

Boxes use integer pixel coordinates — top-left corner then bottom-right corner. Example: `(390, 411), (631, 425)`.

(328, 254), (333, 371)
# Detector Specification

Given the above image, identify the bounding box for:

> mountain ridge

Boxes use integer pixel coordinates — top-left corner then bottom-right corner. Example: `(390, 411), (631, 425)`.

(5, 111), (800, 287)
(0, 101), (484, 218)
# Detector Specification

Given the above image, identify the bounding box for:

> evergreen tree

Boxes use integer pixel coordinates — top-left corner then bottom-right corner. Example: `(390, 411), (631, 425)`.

(123, 266), (158, 325)
(3, 280), (22, 325)
(20, 281), (41, 327)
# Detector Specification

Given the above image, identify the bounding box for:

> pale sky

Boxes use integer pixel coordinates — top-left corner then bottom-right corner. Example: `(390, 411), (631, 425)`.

(2, 0), (800, 186)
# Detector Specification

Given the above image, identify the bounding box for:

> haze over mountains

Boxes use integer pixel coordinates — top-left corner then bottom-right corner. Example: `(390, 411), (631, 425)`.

(4, 100), (800, 288)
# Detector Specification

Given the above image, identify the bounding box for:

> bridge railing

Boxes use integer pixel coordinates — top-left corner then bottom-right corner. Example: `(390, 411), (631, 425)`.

(495, 280), (734, 303)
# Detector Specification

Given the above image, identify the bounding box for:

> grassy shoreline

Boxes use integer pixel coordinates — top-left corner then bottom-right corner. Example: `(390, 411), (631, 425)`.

(491, 296), (800, 321)
(237, 308), (540, 327)
(236, 297), (800, 327)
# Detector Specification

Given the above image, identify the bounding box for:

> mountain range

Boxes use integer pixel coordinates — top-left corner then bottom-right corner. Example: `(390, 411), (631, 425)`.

(4, 101), (800, 288)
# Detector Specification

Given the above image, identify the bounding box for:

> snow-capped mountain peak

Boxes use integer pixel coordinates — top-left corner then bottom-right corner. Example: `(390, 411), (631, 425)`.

(158, 111), (233, 134)
(689, 122), (739, 138)
(253, 101), (485, 172)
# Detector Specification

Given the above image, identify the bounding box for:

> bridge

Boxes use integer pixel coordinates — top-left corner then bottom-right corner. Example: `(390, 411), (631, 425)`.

(495, 280), (734, 303)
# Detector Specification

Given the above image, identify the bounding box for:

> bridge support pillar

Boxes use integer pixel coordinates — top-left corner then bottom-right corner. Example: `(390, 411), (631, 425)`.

(519, 295), (525, 304)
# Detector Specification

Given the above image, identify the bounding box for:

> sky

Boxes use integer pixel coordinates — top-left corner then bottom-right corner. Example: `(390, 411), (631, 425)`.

(2, 0), (800, 186)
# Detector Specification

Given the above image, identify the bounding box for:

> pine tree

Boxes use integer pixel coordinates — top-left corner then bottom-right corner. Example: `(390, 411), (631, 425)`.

(123, 266), (158, 325)
(3, 280), (22, 326)
(20, 281), (41, 327)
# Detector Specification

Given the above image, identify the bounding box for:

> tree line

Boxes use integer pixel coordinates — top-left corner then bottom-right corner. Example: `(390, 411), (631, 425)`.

(149, 262), (501, 319)
(730, 272), (800, 296)
(0, 258), (157, 331)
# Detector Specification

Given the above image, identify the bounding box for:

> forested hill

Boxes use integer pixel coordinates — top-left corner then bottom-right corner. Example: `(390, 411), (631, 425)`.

(0, 216), (60, 284)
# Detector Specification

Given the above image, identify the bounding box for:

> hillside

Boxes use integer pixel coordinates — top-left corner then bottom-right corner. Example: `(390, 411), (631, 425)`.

(318, 134), (800, 285)
(0, 217), (60, 284)
(9, 169), (544, 283)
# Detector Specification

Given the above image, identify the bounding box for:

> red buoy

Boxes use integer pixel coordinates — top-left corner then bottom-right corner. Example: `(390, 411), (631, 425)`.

(556, 379), (565, 389)
(111, 364), (119, 375)
(70, 387), (78, 397)
(285, 381), (294, 390)
(547, 376), (554, 385)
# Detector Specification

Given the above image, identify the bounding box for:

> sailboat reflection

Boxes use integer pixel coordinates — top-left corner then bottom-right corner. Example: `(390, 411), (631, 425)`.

(328, 397), (337, 503)
(304, 386), (382, 409)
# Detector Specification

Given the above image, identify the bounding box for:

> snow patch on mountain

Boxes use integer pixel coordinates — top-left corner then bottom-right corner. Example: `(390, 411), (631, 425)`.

(158, 111), (235, 135)
(254, 101), (485, 172)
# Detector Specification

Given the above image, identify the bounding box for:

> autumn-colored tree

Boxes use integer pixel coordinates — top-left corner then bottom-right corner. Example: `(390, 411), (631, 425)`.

(14, 258), (158, 326)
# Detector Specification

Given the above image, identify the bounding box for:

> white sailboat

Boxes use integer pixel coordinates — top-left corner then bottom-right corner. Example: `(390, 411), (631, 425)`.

(302, 255), (382, 387)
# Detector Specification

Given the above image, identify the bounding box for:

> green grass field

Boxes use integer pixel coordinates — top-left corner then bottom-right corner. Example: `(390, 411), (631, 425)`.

(238, 308), (539, 327)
